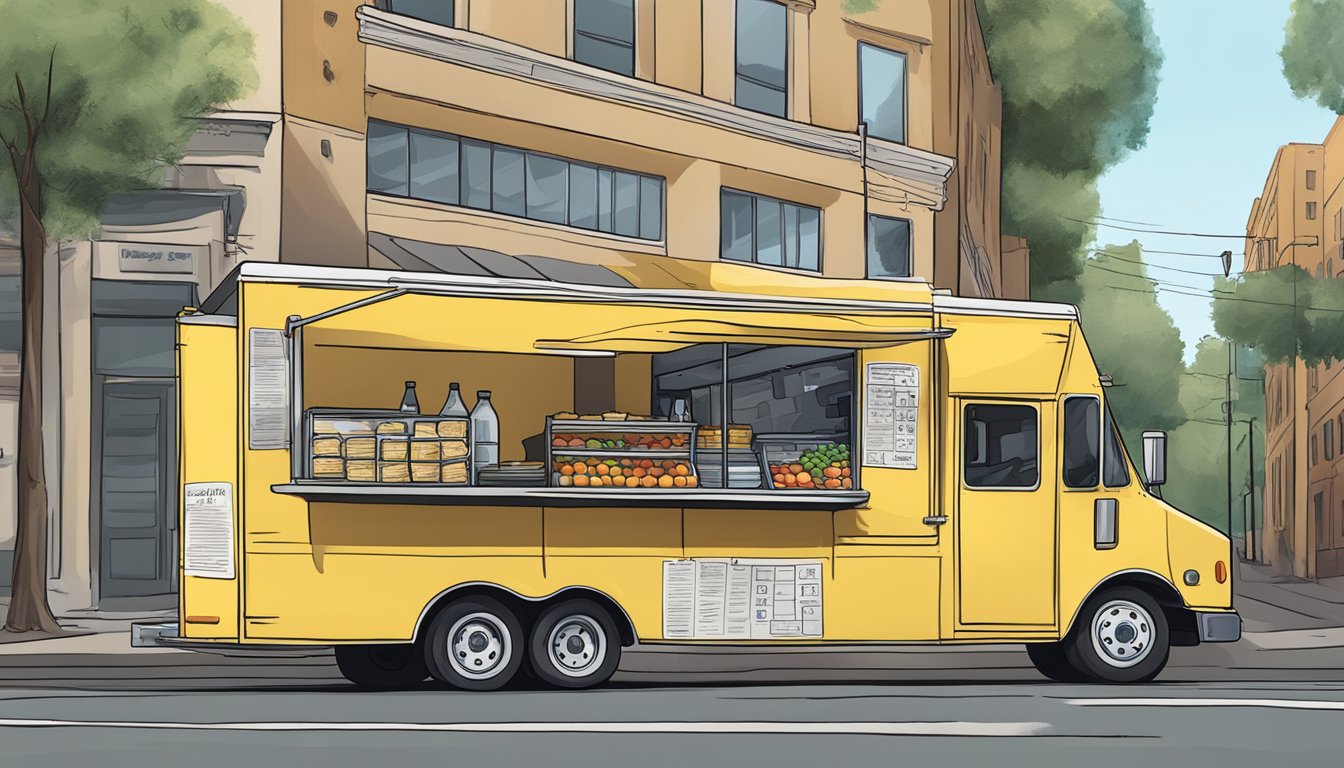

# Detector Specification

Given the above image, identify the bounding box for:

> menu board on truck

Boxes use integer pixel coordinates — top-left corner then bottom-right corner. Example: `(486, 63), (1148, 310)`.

(663, 559), (823, 640)
(863, 362), (920, 469)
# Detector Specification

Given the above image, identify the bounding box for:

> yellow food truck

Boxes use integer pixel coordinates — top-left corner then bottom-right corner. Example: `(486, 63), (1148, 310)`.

(132, 260), (1240, 688)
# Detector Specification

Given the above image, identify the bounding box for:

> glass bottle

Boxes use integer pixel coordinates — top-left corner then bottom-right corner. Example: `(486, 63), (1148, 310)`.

(470, 390), (499, 483)
(399, 381), (419, 414)
(439, 382), (468, 418)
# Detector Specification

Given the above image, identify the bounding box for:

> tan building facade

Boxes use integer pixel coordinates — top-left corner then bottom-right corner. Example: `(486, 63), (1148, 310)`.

(3, 0), (1023, 610)
(1246, 117), (1344, 579)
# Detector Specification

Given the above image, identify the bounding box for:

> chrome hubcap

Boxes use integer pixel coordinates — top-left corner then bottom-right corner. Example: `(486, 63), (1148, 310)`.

(1090, 599), (1154, 668)
(448, 612), (511, 680)
(547, 615), (605, 678)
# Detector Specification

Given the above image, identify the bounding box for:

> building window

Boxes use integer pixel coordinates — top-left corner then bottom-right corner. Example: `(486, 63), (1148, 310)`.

(735, 0), (788, 118)
(867, 214), (912, 279)
(1338, 414), (1343, 454)
(367, 120), (665, 241)
(573, 0), (635, 77)
(963, 404), (1039, 489)
(859, 43), (907, 144)
(1312, 433), (1318, 466)
(1307, 201), (1318, 220)
(1326, 419), (1336, 461)
(1307, 169), (1317, 190)
(0, 276), (19, 353)
(720, 189), (821, 271)
(378, 0), (455, 27)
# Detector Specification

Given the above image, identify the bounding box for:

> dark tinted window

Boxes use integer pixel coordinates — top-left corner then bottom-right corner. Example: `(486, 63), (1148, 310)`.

(574, 0), (635, 76)
(367, 120), (409, 196)
(964, 404), (1038, 488)
(381, 0), (455, 27)
(1062, 396), (1100, 488)
(1103, 404), (1130, 487)
(409, 130), (458, 205)
(867, 215), (911, 278)
(735, 0), (787, 117)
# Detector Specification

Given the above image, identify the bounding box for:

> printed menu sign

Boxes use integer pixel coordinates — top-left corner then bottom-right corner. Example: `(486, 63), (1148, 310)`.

(184, 482), (234, 579)
(248, 328), (289, 450)
(663, 559), (823, 639)
(864, 362), (920, 469)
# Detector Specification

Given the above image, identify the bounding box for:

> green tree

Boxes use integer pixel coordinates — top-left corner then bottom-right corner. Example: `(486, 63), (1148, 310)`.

(1075, 242), (1186, 448)
(978, 0), (1163, 302)
(1211, 265), (1344, 365)
(1281, 0), (1344, 114)
(1164, 338), (1266, 535)
(0, 0), (255, 633)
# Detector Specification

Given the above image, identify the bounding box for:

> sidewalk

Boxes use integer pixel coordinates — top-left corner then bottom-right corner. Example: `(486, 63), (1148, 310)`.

(1233, 558), (1344, 652)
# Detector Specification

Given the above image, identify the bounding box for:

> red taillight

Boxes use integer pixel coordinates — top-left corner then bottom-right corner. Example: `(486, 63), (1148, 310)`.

(1215, 561), (1227, 584)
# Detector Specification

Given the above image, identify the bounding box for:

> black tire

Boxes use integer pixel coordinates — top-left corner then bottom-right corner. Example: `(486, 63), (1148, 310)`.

(334, 643), (428, 689)
(528, 599), (622, 690)
(1067, 586), (1169, 684)
(423, 596), (525, 691)
(1025, 641), (1090, 683)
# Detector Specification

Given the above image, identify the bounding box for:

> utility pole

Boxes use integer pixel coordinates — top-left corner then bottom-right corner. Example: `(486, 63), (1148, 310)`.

(1222, 252), (1235, 547)
(1246, 417), (1257, 562)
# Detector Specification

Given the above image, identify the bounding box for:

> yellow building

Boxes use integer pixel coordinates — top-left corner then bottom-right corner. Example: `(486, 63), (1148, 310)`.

(1246, 116), (1344, 579)
(4, 0), (1025, 612)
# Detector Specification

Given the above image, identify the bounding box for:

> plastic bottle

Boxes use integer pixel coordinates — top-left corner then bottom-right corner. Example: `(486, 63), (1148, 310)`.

(470, 390), (499, 483)
(439, 382), (468, 418)
(399, 381), (419, 414)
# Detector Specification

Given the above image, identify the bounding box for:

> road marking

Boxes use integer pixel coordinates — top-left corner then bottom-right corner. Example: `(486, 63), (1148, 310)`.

(0, 718), (1051, 737)
(1070, 698), (1344, 711)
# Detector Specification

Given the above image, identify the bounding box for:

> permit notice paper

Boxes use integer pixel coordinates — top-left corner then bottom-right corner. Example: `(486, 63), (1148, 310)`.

(863, 362), (920, 469)
(663, 559), (823, 639)
(184, 482), (235, 579)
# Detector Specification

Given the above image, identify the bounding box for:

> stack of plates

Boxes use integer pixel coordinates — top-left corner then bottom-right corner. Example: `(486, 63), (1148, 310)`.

(476, 461), (547, 487)
(696, 449), (763, 489)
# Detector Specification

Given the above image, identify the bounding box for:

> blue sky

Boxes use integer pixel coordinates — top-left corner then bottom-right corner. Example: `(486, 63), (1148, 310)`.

(1092, 0), (1338, 361)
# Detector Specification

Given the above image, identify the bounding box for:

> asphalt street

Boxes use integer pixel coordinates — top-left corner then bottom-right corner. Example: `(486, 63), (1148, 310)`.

(0, 643), (1342, 767)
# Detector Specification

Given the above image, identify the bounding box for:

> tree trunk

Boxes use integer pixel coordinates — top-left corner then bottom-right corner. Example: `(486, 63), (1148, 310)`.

(4, 151), (60, 635)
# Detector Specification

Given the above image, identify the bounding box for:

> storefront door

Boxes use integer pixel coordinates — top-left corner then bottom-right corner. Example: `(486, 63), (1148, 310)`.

(97, 381), (176, 600)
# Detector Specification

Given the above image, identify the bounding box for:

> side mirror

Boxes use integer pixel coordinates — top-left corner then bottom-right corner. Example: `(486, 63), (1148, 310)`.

(1142, 430), (1167, 493)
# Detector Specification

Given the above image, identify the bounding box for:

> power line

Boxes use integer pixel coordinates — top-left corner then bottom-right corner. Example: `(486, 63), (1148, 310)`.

(1091, 251), (1226, 277)
(1102, 282), (1344, 312)
(1086, 262), (1237, 294)
(1095, 214), (1164, 227)
(1140, 248), (1239, 260)
(1064, 216), (1246, 238)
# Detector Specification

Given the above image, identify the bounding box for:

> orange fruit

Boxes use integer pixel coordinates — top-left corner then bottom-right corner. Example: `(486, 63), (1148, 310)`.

(783, 473), (796, 485)
(572, 462), (587, 475)
(573, 475), (590, 487)
(773, 473), (786, 485)
(558, 475), (572, 486)
(596, 464), (610, 476)
(612, 475), (627, 487)
(686, 476), (698, 487)
(641, 475), (657, 488)
(789, 463), (804, 474)
(823, 466), (842, 479)
(673, 476), (687, 487)
(658, 475), (674, 488)
(824, 478), (842, 489)
(841, 478), (852, 489)
(632, 467), (646, 478)
(560, 464), (574, 475)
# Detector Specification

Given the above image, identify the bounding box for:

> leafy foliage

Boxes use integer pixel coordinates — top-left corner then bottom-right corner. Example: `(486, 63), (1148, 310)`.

(1211, 266), (1344, 365)
(1077, 242), (1186, 447)
(1281, 0), (1344, 114)
(0, 0), (257, 237)
(978, 0), (1162, 298)
(1163, 338), (1265, 535)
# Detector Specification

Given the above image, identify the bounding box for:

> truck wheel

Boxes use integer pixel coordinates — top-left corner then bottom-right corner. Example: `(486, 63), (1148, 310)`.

(1025, 642), (1089, 683)
(334, 644), (428, 688)
(1068, 587), (1169, 684)
(528, 599), (622, 690)
(424, 596), (524, 691)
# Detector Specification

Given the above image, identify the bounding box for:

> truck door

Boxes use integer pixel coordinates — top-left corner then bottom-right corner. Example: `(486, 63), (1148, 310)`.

(956, 400), (1057, 627)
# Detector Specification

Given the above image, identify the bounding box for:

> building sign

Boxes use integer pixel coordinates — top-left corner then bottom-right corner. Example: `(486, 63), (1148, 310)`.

(117, 243), (200, 274)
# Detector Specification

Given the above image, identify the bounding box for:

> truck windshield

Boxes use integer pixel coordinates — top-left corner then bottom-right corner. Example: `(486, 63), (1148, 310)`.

(1103, 404), (1131, 487)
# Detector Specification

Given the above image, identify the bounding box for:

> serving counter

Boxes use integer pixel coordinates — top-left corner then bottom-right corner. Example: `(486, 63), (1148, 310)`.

(270, 482), (869, 511)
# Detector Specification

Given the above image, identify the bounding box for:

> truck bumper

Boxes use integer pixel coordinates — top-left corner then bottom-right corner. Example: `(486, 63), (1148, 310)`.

(1196, 611), (1241, 643)
(131, 621), (180, 648)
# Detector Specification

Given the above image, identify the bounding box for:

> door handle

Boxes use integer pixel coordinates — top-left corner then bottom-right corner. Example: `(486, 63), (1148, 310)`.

(923, 515), (948, 527)
(1094, 498), (1118, 550)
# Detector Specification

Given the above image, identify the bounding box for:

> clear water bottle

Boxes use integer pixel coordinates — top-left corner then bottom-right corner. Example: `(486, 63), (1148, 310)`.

(399, 381), (419, 413)
(470, 390), (499, 483)
(438, 382), (468, 418)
